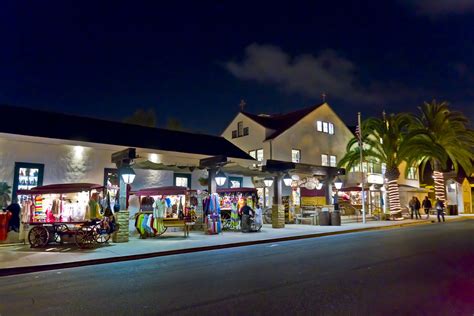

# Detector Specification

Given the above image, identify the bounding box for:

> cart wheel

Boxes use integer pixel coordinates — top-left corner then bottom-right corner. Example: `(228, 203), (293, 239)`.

(75, 227), (95, 249)
(54, 224), (69, 244)
(28, 226), (50, 248)
(93, 224), (111, 244)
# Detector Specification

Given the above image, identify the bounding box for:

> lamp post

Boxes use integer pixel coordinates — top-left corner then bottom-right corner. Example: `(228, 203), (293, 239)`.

(333, 176), (343, 211)
(119, 166), (136, 210)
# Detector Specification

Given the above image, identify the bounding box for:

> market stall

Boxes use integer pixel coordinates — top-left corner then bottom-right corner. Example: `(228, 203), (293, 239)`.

(133, 186), (198, 238)
(17, 183), (114, 248)
(217, 187), (258, 230)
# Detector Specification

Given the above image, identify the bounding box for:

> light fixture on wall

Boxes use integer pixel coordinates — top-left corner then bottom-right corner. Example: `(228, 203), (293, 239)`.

(283, 173), (292, 187)
(73, 146), (84, 159)
(316, 182), (323, 190)
(120, 166), (136, 184)
(264, 177), (274, 187)
(449, 181), (456, 190)
(215, 169), (227, 186)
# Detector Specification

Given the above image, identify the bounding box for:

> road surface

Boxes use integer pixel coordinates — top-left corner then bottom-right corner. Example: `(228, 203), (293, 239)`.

(1, 220), (473, 315)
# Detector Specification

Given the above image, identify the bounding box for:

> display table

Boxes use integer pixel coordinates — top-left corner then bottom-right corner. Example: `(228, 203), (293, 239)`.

(162, 219), (195, 237)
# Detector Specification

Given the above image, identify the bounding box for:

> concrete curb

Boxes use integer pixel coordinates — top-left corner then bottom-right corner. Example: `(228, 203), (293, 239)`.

(0, 217), (469, 277)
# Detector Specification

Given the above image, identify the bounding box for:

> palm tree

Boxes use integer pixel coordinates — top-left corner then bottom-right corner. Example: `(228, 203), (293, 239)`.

(338, 112), (417, 216)
(406, 100), (474, 201)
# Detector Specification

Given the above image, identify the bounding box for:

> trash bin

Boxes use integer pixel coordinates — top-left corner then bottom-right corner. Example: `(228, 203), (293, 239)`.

(331, 211), (341, 226)
(448, 205), (458, 215)
(319, 211), (330, 226)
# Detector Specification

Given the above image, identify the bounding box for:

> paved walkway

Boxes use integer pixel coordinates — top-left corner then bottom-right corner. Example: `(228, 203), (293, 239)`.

(0, 216), (468, 273)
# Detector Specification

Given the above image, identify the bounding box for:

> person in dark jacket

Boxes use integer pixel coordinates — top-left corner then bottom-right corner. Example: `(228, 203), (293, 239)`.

(6, 199), (21, 232)
(240, 201), (254, 232)
(422, 196), (432, 219)
(435, 198), (445, 222)
(414, 197), (421, 219)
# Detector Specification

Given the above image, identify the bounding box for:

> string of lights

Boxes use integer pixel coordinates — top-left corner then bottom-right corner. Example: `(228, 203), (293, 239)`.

(433, 171), (446, 201)
(387, 179), (401, 212)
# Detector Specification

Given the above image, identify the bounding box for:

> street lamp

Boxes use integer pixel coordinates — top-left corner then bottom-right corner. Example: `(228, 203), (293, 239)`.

(120, 166), (136, 184)
(283, 173), (292, 187)
(215, 169), (227, 186)
(264, 177), (274, 187)
(334, 176), (343, 190)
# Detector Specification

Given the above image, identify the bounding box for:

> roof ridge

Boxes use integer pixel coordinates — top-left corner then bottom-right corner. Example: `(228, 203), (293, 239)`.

(0, 104), (222, 140)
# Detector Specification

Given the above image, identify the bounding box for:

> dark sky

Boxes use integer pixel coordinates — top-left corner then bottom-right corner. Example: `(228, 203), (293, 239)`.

(1, 1), (473, 134)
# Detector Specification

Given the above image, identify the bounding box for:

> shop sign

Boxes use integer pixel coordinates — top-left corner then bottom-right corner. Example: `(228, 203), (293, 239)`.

(367, 174), (384, 185)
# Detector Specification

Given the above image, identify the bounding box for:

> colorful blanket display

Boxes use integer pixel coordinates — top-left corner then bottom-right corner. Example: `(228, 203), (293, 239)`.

(134, 192), (198, 238)
(203, 193), (221, 234)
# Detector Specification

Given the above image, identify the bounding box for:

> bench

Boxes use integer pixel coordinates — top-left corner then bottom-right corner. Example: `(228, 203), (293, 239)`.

(162, 219), (195, 237)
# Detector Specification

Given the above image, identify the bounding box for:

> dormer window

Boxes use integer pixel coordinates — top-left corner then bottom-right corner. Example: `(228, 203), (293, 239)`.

(232, 121), (249, 138)
(316, 121), (334, 135)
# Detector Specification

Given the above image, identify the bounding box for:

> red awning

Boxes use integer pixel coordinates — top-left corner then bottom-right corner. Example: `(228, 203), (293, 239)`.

(300, 187), (326, 197)
(17, 183), (104, 195)
(134, 186), (189, 196)
(216, 187), (257, 194)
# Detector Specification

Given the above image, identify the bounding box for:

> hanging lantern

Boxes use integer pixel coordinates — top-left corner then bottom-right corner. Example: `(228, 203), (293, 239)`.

(120, 166), (136, 184)
(334, 176), (343, 190)
(264, 177), (274, 187)
(215, 169), (227, 186)
(283, 173), (292, 187)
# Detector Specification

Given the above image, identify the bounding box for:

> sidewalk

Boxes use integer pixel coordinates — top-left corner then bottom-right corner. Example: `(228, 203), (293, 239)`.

(0, 216), (469, 276)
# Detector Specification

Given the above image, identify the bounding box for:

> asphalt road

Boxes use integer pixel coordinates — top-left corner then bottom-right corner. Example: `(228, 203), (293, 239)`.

(1, 220), (473, 316)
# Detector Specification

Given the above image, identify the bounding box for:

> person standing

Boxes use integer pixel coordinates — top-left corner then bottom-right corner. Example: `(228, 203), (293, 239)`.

(409, 197), (416, 219)
(6, 199), (21, 232)
(240, 200), (254, 232)
(435, 198), (445, 222)
(414, 197), (421, 219)
(422, 196), (432, 219)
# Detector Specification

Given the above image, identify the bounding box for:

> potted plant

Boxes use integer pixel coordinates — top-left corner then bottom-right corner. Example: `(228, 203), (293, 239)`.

(0, 182), (12, 209)
(198, 177), (209, 186)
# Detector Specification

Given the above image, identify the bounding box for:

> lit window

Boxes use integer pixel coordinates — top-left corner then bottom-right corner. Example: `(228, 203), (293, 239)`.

(328, 123), (334, 135)
(256, 149), (264, 162)
(407, 167), (418, 180)
(292, 149), (301, 163)
(316, 121), (322, 131)
(249, 150), (256, 159)
(330, 155), (337, 167)
(174, 173), (191, 188)
(321, 154), (328, 166)
(323, 122), (328, 133)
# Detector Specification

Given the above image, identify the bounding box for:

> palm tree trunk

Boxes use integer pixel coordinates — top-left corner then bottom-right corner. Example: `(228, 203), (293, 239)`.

(433, 161), (446, 202)
(385, 167), (402, 216)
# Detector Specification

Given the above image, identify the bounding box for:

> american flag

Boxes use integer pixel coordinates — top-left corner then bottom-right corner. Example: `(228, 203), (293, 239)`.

(355, 124), (361, 142)
(356, 112), (363, 145)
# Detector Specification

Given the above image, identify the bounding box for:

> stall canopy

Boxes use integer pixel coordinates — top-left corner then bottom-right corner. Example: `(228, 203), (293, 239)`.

(132, 160), (205, 172)
(17, 183), (103, 195)
(134, 186), (191, 196)
(132, 158), (273, 178)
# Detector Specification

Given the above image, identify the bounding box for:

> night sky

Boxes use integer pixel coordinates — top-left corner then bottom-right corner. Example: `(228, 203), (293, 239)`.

(1, 1), (473, 134)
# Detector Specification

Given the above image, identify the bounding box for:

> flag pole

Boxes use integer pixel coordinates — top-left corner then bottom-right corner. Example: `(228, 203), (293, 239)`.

(358, 112), (366, 224)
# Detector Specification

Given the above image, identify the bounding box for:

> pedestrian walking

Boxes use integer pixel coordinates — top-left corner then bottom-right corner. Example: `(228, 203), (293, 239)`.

(414, 197), (421, 219)
(422, 196), (432, 219)
(435, 198), (445, 222)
